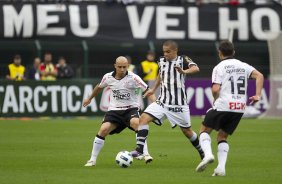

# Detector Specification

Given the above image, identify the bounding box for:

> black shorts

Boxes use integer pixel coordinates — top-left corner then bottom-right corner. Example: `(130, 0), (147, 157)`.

(203, 109), (243, 135)
(102, 108), (139, 134)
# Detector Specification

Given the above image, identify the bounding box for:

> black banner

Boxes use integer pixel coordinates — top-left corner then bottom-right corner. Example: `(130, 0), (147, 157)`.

(0, 2), (281, 41)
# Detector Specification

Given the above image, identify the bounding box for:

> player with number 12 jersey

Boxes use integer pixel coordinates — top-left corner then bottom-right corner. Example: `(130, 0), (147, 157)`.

(212, 58), (255, 113)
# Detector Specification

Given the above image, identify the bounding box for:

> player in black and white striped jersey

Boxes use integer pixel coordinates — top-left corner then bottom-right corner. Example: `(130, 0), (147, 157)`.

(131, 40), (205, 160)
(158, 55), (195, 106)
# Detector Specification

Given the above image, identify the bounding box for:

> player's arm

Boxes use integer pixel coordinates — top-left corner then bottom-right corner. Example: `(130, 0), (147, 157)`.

(175, 64), (200, 74)
(211, 83), (221, 102)
(151, 74), (161, 91)
(249, 70), (264, 105)
(83, 84), (103, 107)
(185, 64), (200, 74)
(148, 94), (156, 103)
(144, 87), (156, 102)
(174, 56), (200, 74)
(143, 74), (161, 98)
(211, 65), (222, 103)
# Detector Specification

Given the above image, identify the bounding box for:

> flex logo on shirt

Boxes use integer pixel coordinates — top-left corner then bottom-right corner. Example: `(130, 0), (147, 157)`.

(168, 107), (183, 112)
(229, 102), (246, 110)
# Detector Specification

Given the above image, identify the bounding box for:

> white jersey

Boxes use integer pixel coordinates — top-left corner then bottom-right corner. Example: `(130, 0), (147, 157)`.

(99, 71), (148, 111)
(212, 58), (255, 113)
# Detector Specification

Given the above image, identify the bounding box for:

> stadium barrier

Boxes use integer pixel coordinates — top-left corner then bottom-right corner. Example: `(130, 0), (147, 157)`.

(0, 79), (269, 117)
(261, 31), (282, 119)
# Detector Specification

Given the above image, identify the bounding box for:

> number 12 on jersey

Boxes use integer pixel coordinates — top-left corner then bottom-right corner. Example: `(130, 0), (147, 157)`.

(228, 76), (246, 95)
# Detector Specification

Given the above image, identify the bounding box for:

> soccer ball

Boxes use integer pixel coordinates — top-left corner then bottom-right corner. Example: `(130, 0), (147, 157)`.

(115, 151), (133, 168)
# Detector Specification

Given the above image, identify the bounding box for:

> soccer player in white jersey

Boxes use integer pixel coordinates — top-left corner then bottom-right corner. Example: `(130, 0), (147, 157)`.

(131, 40), (205, 161)
(195, 40), (264, 176)
(83, 56), (156, 166)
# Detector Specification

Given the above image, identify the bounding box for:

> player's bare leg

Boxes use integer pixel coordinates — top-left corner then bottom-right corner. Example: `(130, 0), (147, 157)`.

(181, 127), (205, 160)
(85, 122), (117, 167)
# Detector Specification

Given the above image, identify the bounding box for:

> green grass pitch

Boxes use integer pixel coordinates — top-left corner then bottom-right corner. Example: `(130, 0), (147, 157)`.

(0, 117), (281, 184)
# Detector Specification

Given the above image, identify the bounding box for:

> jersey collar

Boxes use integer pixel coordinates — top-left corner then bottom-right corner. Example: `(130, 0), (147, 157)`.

(112, 70), (129, 80)
(164, 56), (178, 62)
(221, 56), (234, 61)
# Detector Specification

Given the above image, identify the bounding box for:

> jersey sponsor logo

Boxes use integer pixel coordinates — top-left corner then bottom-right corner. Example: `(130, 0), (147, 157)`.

(112, 90), (130, 100)
(168, 107), (183, 112)
(226, 68), (245, 74)
(229, 102), (246, 110)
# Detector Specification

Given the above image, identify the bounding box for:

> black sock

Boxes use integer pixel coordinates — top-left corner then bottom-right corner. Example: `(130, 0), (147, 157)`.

(136, 126), (149, 154)
(190, 137), (205, 159)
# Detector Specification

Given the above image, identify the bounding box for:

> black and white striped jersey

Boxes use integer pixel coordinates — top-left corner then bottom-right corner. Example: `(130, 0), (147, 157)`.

(157, 55), (197, 106)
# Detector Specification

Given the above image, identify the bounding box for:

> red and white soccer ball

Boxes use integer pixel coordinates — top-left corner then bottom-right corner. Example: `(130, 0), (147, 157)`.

(115, 151), (133, 168)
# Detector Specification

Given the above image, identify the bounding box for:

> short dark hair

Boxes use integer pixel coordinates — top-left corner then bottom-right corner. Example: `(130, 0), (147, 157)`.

(163, 40), (178, 50)
(14, 54), (21, 60)
(44, 52), (52, 56)
(218, 40), (235, 57)
(147, 50), (155, 56)
(58, 56), (65, 61)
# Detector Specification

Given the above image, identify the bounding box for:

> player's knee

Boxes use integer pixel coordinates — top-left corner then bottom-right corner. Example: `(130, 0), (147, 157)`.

(139, 114), (152, 125)
(199, 124), (212, 134)
(130, 122), (138, 131)
(217, 130), (228, 142)
(181, 127), (193, 137)
(98, 127), (110, 137)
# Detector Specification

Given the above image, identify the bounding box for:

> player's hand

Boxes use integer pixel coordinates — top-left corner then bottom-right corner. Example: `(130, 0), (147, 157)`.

(249, 95), (260, 105)
(143, 89), (154, 98)
(83, 98), (92, 107)
(174, 66), (185, 74)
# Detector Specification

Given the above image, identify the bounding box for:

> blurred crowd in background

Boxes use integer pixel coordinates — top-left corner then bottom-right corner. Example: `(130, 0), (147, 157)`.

(5, 53), (75, 81)
(5, 51), (158, 82)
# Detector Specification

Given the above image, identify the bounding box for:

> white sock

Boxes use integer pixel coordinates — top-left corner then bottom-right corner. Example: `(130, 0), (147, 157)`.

(143, 140), (149, 155)
(217, 142), (229, 171)
(90, 136), (105, 161)
(199, 132), (213, 158)
(189, 131), (197, 141)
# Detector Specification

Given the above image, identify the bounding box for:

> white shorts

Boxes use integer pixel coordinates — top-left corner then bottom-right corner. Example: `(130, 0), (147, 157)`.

(144, 101), (191, 128)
